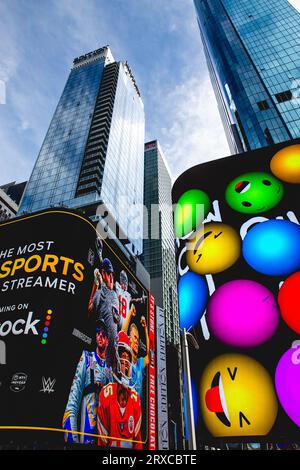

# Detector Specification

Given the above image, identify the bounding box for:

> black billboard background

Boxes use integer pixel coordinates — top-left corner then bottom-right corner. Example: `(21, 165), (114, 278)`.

(0, 210), (150, 447)
(172, 139), (300, 443)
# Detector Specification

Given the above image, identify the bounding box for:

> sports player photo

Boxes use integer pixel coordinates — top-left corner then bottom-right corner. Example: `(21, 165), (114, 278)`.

(88, 257), (119, 367)
(62, 320), (111, 444)
(122, 309), (150, 403)
(97, 331), (142, 449)
(116, 270), (147, 329)
(63, 236), (150, 448)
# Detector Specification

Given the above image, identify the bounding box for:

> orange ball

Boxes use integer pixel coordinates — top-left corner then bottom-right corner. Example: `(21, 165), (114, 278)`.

(270, 144), (300, 183)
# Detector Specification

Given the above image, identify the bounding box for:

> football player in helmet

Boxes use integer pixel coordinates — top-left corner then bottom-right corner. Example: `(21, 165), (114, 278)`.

(115, 270), (147, 330)
(97, 331), (142, 449)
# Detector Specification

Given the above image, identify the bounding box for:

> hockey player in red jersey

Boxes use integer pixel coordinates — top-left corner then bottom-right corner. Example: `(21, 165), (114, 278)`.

(97, 331), (143, 449)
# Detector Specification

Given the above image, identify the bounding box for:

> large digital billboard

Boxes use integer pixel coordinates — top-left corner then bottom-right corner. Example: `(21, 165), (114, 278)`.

(172, 140), (300, 443)
(0, 209), (156, 449)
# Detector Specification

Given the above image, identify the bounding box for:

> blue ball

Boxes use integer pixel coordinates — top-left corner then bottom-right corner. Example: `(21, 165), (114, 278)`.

(178, 271), (208, 329)
(243, 219), (300, 276)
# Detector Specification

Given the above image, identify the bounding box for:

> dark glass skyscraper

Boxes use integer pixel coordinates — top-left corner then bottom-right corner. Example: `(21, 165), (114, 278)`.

(19, 46), (145, 255)
(194, 0), (300, 153)
(142, 141), (184, 450)
(142, 140), (179, 346)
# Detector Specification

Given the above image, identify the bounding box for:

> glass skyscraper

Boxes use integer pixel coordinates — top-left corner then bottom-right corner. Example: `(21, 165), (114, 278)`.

(142, 141), (179, 346)
(19, 46), (145, 254)
(194, 0), (300, 153)
(142, 140), (184, 449)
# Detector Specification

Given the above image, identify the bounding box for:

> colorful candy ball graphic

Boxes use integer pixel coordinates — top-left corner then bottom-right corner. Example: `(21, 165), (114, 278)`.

(178, 271), (208, 330)
(200, 354), (278, 437)
(275, 346), (300, 428)
(278, 271), (300, 334)
(270, 144), (300, 184)
(186, 222), (241, 275)
(225, 172), (284, 214)
(175, 189), (211, 238)
(243, 219), (300, 276)
(207, 280), (280, 347)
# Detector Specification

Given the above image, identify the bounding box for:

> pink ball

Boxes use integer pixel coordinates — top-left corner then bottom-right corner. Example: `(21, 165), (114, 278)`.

(207, 280), (279, 347)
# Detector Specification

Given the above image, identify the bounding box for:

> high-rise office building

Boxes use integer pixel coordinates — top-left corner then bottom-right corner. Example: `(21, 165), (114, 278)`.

(194, 0), (300, 153)
(142, 141), (184, 449)
(142, 141), (179, 346)
(19, 46), (145, 255)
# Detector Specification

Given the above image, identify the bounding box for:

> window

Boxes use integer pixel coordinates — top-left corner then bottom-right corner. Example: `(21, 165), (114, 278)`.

(257, 100), (270, 111)
(275, 90), (293, 103)
(264, 127), (274, 145)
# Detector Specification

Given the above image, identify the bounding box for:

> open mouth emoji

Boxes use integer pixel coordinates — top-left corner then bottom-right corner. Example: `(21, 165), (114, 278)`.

(205, 372), (231, 427)
(200, 354), (278, 437)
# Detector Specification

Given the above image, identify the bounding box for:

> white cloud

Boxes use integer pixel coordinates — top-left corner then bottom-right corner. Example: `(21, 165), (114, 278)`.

(19, 120), (30, 131)
(149, 75), (230, 181)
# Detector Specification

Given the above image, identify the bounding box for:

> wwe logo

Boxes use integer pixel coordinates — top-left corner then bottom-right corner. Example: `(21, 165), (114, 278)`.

(40, 377), (56, 393)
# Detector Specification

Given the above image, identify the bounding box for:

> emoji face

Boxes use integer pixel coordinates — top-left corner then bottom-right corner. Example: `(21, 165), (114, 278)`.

(225, 172), (284, 214)
(243, 219), (300, 277)
(275, 346), (300, 428)
(200, 354), (278, 437)
(178, 272), (208, 329)
(271, 144), (300, 183)
(278, 271), (300, 334)
(207, 280), (280, 347)
(175, 189), (211, 238)
(186, 222), (241, 275)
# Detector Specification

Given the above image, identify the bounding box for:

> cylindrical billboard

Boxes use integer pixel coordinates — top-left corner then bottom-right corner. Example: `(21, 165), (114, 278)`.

(172, 140), (300, 444)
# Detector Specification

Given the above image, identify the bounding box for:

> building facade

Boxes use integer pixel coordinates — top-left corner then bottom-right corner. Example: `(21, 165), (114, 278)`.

(194, 0), (300, 153)
(0, 181), (27, 206)
(0, 188), (18, 221)
(142, 141), (179, 346)
(19, 46), (145, 255)
(0, 181), (27, 221)
(142, 141), (184, 449)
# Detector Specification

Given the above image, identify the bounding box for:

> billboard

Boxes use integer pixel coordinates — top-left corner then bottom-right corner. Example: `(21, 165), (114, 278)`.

(172, 140), (300, 443)
(156, 306), (169, 450)
(0, 209), (155, 449)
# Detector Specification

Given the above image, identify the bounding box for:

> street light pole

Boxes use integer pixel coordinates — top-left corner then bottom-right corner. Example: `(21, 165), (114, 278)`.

(182, 328), (198, 450)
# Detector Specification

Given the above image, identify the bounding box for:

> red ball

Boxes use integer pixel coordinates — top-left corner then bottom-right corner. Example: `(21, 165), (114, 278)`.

(278, 271), (300, 334)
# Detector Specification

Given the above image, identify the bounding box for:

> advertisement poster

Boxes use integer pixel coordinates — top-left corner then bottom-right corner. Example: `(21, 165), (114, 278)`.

(0, 209), (155, 449)
(173, 140), (300, 443)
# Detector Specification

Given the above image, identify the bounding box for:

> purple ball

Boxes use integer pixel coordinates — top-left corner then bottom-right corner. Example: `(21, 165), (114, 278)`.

(207, 279), (280, 347)
(275, 346), (300, 428)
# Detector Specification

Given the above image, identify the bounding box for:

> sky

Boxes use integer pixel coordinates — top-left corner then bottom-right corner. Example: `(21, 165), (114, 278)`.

(0, 0), (299, 185)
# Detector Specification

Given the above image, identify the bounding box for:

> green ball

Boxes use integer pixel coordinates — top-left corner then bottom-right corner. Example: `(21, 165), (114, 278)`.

(175, 189), (211, 238)
(225, 172), (284, 214)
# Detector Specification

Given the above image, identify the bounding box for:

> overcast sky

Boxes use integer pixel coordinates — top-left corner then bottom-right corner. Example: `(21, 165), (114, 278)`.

(0, 0), (299, 185)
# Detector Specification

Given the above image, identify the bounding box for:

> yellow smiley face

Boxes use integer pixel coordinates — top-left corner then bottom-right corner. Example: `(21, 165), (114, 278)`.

(200, 354), (278, 437)
(186, 222), (241, 275)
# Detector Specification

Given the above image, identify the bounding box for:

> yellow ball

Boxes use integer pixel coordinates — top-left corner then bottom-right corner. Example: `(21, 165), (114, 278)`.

(270, 144), (300, 183)
(200, 354), (278, 437)
(186, 222), (241, 275)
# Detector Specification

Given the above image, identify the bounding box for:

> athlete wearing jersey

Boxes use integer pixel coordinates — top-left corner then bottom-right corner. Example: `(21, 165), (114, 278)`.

(116, 270), (146, 330)
(63, 321), (111, 444)
(97, 331), (142, 449)
(89, 258), (119, 367)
